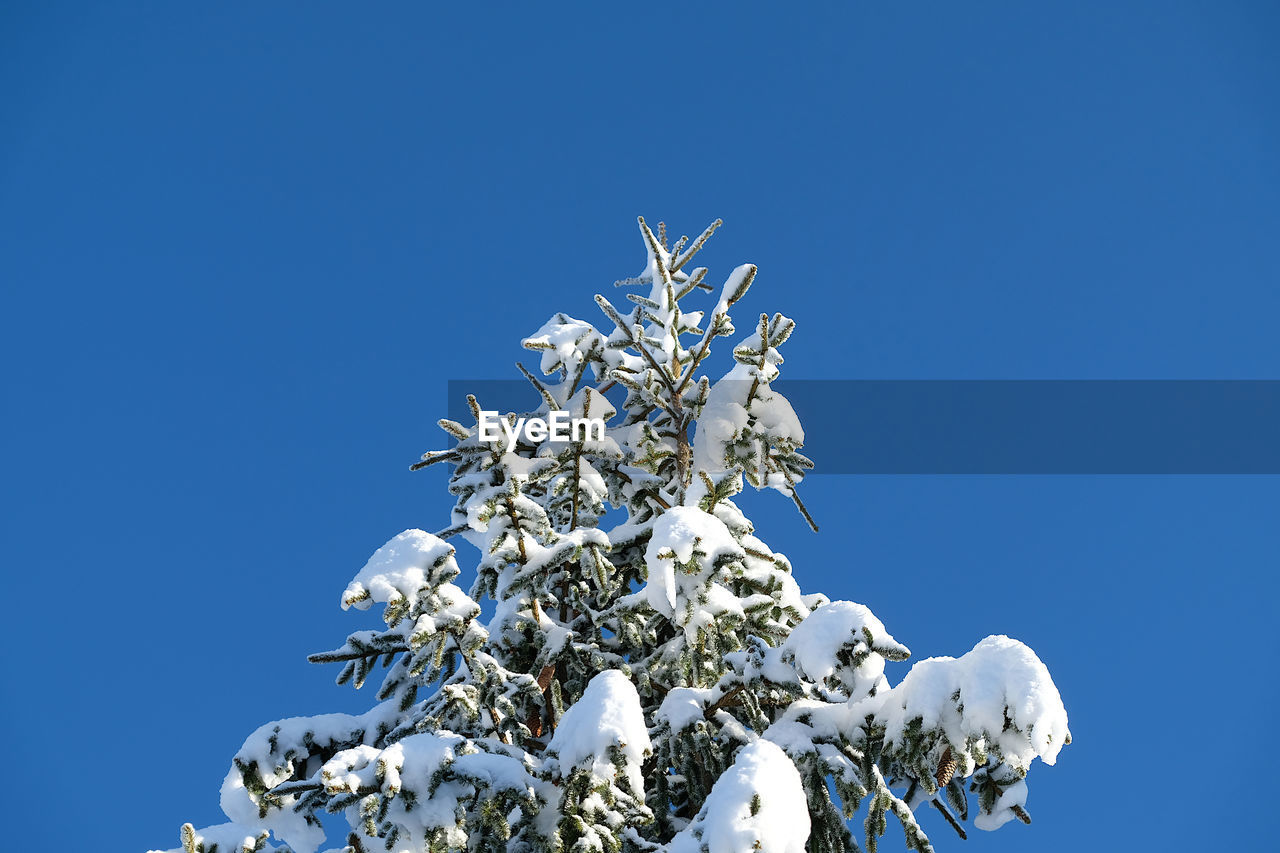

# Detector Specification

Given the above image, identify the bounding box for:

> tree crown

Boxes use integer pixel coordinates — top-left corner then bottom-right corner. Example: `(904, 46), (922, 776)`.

(152, 218), (1069, 853)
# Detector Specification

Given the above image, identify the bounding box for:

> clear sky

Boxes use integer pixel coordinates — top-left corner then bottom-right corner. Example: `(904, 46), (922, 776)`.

(3, 3), (1277, 851)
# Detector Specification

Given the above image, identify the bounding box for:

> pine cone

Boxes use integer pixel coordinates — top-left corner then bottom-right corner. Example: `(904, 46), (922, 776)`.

(526, 709), (543, 738)
(526, 664), (557, 738)
(935, 746), (957, 787)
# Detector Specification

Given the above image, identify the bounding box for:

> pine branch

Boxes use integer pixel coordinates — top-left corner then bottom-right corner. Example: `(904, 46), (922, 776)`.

(631, 326), (681, 405)
(930, 799), (968, 840)
(790, 487), (819, 532)
(674, 265), (755, 395)
(595, 293), (681, 413)
(433, 521), (471, 540)
(670, 218), (722, 273)
(614, 468), (672, 510)
(744, 312), (769, 408)
(704, 685), (744, 719)
(673, 266), (713, 300)
(308, 645), (409, 664)
(516, 361), (558, 409)
(410, 449), (462, 471)
(637, 216), (674, 289)
(484, 701), (510, 744)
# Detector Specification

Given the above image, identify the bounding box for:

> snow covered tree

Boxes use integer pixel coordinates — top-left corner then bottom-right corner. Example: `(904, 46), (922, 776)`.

(150, 218), (1070, 853)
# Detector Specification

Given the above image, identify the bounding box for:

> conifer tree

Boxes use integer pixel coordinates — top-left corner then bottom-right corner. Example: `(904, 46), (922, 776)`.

(151, 218), (1070, 853)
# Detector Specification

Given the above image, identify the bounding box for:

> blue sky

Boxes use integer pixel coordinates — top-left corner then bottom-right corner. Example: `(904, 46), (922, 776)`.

(2, 3), (1277, 851)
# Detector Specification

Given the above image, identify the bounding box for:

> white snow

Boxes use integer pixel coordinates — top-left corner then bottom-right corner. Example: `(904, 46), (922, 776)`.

(737, 536), (807, 623)
(974, 778), (1029, 831)
(407, 581), (480, 637)
(656, 686), (713, 732)
(781, 600), (908, 699)
(146, 823), (278, 853)
(879, 635), (1070, 772)
(341, 529), (457, 612)
(713, 263), (756, 319)
(667, 740), (810, 853)
(548, 670), (651, 792)
(639, 506), (744, 624)
(219, 702), (404, 853)
(220, 714), (358, 853)
(521, 313), (602, 378)
(690, 364), (752, 485)
(689, 357), (804, 504)
(319, 732), (536, 850)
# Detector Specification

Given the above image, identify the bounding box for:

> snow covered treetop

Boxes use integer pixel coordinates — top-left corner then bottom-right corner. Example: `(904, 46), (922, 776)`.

(152, 218), (1069, 853)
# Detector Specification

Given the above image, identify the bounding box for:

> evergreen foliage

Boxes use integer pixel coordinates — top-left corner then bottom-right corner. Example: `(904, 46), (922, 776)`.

(152, 218), (1070, 853)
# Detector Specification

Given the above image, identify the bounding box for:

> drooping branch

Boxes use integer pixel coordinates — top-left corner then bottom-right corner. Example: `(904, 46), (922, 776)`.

(930, 799), (968, 840)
